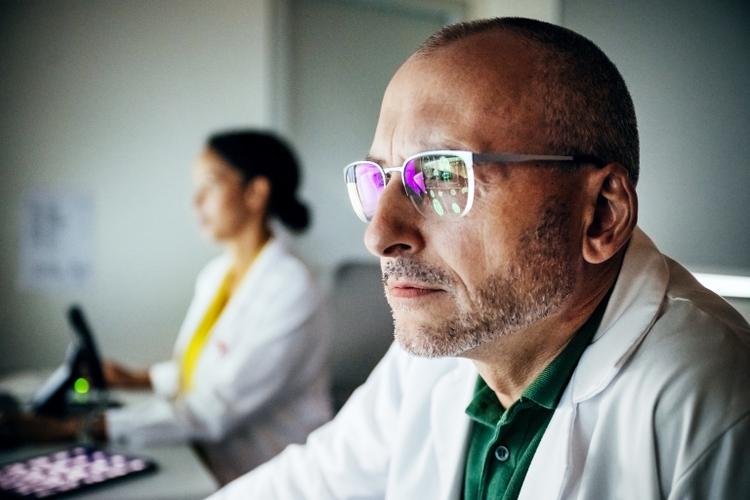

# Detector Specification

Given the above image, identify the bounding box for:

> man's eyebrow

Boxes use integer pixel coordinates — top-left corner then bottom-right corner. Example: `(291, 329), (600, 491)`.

(364, 154), (386, 166)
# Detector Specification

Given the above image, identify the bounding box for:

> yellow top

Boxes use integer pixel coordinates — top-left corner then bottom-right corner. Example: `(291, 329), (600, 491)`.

(179, 271), (233, 392)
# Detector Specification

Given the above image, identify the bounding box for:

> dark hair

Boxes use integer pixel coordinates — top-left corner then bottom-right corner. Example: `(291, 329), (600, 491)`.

(207, 130), (310, 231)
(416, 17), (640, 185)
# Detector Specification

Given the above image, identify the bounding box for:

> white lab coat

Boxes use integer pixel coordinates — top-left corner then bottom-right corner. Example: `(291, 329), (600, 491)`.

(107, 238), (333, 484)
(209, 228), (750, 499)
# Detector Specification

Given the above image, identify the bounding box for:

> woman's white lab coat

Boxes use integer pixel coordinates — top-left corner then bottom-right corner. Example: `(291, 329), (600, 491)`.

(107, 238), (332, 484)
(210, 228), (750, 499)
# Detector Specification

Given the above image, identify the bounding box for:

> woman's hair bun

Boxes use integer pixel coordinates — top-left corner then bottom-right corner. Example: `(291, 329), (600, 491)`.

(207, 130), (311, 232)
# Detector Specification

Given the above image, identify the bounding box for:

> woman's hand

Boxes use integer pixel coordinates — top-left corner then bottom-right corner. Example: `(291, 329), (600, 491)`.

(5, 412), (108, 444)
(102, 360), (152, 390)
(11, 412), (81, 443)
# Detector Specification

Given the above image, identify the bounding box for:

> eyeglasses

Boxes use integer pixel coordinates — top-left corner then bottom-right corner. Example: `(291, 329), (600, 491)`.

(343, 150), (604, 222)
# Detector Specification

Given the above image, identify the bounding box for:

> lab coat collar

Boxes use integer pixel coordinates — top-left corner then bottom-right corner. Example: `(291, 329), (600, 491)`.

(429, 228), (669, 500)
(431, 358), (477, 500)
(212, 238), (283, 326)
(570, 227), (669, 402)
(517, 227), (670, 500)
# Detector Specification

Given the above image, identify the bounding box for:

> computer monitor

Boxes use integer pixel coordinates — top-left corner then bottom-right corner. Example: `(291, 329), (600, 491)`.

(30, 305), (110, 416)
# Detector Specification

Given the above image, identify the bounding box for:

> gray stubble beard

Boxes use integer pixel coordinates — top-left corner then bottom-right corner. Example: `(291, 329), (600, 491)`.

(384, 199), (576, 358)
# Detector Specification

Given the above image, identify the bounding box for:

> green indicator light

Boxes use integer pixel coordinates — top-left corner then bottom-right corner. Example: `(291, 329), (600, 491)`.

(451, 189), (456, 196)
(452, 203), (461, 214)
(73, 377), (90, 394)
(461, 187), (468, 194)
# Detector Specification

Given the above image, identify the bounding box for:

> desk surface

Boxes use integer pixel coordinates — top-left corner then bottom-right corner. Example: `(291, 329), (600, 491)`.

(0, 371), (219, 500)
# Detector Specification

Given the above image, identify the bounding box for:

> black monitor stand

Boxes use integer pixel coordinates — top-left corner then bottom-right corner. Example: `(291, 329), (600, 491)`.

(30, 305), (113, 416)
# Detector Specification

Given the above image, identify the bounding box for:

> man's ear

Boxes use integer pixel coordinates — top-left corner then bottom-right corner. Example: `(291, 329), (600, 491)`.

(244, 176), (271, 214)
(581, 163), (638, 264)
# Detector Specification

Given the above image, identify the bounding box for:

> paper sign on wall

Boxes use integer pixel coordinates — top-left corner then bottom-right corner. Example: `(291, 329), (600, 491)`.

(18, 189), (95, 290)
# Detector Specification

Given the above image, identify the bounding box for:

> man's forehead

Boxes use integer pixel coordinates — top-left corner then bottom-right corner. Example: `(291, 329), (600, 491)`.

(370, 34), (546, 164)
(412, 30), (539, 80)
(367, 128), (477, 165)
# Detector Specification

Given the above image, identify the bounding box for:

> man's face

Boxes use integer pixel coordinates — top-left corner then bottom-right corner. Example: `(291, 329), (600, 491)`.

(365, 34), (588, 358)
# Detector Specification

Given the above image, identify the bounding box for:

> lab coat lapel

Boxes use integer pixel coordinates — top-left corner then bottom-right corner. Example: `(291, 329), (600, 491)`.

(207, 239), (289, 352)
(213, 239), (276, 334)
(173, 254), (232, 356)
(519, 227), (670, 499)
(570, 227), (669, 403)
(431, 359), (476, 500)
(517, 386), (575, 500)
(184, 240), (280, 377)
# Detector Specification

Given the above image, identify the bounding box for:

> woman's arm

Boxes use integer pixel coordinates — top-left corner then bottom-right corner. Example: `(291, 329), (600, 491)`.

(102, 360), (152, 390)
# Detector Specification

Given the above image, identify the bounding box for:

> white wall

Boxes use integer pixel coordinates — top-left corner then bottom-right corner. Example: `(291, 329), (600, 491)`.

(0, 0), (274, 374)
(467, 0), (561, 22)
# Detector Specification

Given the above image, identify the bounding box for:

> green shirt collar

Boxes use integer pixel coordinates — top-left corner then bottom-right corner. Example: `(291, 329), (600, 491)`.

(462, 290), (613, 500)
(466, 288), (612, 425)
(523, 294), (608, 410)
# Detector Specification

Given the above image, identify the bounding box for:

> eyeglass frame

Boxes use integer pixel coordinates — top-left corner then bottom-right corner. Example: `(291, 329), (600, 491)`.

(343, 150), (606, 222)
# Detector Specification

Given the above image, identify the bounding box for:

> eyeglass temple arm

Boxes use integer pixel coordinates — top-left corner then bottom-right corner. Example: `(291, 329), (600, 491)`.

(473, 153), (605, 167)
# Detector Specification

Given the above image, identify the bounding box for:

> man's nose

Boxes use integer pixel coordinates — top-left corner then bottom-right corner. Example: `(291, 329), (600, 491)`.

(364, 173), (425, 258)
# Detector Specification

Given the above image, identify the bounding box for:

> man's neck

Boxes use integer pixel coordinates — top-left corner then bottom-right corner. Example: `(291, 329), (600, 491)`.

(465, 258), (622, 409)
(224, 222), (272, 294)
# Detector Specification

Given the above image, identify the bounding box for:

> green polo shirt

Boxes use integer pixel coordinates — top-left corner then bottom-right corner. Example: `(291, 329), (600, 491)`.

(462, 293), (610, 500)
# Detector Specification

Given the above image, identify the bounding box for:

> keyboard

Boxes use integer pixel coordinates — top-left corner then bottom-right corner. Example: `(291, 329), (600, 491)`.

(0, 446), (157, 499)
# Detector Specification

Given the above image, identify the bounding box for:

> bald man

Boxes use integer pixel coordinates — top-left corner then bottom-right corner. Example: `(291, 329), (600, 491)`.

(208, 17), (750, 500)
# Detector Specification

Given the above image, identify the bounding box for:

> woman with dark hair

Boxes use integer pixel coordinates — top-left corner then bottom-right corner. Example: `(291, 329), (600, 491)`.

(102, 131), (332, 484)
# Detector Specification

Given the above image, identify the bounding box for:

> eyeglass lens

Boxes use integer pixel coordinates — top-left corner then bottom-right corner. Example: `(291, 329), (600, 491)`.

(352, 162), (385, 218)
(406, 154), (470, 217)
(349, 153), (471, 220)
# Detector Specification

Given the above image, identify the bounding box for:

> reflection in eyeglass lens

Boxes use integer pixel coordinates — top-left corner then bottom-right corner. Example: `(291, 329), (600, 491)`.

(355, 163), (385, 217)
(411, 155), (470, 217)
